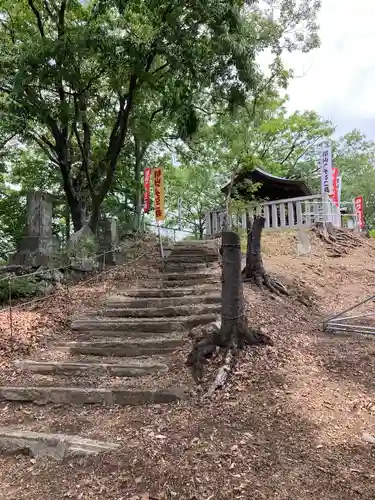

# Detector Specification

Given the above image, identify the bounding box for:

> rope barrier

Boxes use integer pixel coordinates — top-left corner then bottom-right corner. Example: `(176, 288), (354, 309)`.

(0, 240), (140, 283)
(1, 249), (151, 313)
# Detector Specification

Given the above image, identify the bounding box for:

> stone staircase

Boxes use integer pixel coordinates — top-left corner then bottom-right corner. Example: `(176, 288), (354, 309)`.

(0, 240), (221, 458)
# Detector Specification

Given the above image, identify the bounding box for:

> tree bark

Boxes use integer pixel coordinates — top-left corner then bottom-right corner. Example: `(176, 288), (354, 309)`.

(242, 216), (288, 294)
(65, 206), (71, 243)
(134, 138), (142, 231)
(89, 196), (101, 234)
(187, 231), (272, 390)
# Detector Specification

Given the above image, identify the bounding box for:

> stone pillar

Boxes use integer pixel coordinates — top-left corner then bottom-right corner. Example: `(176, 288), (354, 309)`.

(97, 217), (119, 266)
(110, 218), (119, 248)
(9, 191), (54, 266)
(296, 229), (311, 256)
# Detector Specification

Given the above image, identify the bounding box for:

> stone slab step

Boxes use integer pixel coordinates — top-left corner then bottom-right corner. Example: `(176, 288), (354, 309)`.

(14, 360), (168, 377)
(163, 272), (213, 280)
(56, 337), (183, 356)
(0, 427), (120, 459)
(170, 244), (217, 252)
(105, 293), (221, 308)
(168, 254), (217, 263)
(66, 329), (174, 339)
(163, 261), (211, 269)
(173, 240), (215, 246)
(116, 287), (215, 298)
(144, 278), (219, 288)
(72, 313), (217, 333)
(102, 303), (220, 318)
(160, 264), (211, 273)
(165, 254), (217, 263)
(0, 386), (185, 406)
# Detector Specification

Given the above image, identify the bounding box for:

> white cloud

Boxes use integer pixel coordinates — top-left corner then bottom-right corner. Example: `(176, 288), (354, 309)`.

(283, 0), (375, 124)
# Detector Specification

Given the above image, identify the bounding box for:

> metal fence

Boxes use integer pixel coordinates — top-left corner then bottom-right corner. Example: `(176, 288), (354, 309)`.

(145, 223), (198, 242)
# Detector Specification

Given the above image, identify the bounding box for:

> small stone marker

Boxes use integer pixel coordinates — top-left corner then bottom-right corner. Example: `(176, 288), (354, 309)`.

(98, 216), (119, 265)
(297, 229), (311, 256)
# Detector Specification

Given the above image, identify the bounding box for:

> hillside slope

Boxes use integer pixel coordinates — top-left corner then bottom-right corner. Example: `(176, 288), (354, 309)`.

(1, 231), (375, 500)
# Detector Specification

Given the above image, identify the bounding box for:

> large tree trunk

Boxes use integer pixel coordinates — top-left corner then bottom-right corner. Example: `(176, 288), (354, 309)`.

(133, 136), (148, 231)
(187, 231), (272, 393)
(242, 215), (288, 294)
(69, 196), (86, 232)
(58, 147), (87, 232)
(89, 197), (101, 234)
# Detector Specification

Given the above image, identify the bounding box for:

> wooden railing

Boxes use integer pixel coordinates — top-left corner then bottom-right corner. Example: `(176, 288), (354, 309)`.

(206, 193), (342, 235)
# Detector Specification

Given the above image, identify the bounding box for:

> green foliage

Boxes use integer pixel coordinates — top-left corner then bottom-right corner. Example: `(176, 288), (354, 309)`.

(0, 276), (42, 303)
(58, 231), (98, 267)
(332, 131), (375, 224)
(0, 0), (322, 233)
(0, 190), (26, 260)
(209, 94), (333, 188)
(165, 161), (225, 238)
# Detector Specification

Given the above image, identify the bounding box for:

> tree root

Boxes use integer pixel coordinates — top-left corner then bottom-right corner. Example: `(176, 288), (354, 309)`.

(186, 321), (272, 391)
(312, 222), (363, 256)
(243, 270), (289, 295)
(206, 347), (234, 398)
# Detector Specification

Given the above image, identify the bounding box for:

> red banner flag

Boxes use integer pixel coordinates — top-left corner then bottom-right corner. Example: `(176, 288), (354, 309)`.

(144, 168), (151, 213)
(153, 167), (165, 222)
(354, 196), (364, 228)
(330, 167), (339, 207)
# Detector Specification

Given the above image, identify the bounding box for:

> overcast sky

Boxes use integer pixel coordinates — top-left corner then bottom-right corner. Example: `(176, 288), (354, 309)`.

(280, 0), (375, 139)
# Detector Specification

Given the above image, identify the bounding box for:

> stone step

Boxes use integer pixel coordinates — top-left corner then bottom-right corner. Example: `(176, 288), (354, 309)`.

(165, 251), (219, 264)
(14, 359), (168, 377)
(72, 313), (217, 333)
(165, 254), (217, 263)
(102, 303), (220, 318)
(105, 293), (221, 308)
(66, 329), (173, 339)
(162, 271), (214, 281)
(0, 428), (120, 460)
(145, 278), (219, 288)
(161, 262), (211, 272)
(174, 240), (214, 246)
(116, 287), (217, 298)
(56, 337), (183, 356)
(169, 244), (217, 251)
(0, 386), (185, 406)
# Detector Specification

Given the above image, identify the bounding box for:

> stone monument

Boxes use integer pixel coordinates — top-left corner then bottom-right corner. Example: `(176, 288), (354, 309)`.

(97, 216), (120, 266)
(9, 191), (54, 266)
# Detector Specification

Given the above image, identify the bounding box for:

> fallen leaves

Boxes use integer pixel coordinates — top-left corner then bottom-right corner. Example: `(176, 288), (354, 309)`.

(1, 233), (375, 499)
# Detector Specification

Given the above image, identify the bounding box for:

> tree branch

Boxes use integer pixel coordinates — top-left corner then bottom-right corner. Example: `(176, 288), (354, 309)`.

(279, 135), (301, 165)
(149, 107), (164, 123)
(290, 136), (323, 169)
(0, 133), (17, 151)
(28, 0), (45, 38)
(0, 19), (15, 43)
(28, 133), (59, 166)
(72, 95), (94, 197)
(98, 74), (138, 203)
(57, 0), (67, 38)
(151, 62), (169, 74)
(43, 0), (56, 19)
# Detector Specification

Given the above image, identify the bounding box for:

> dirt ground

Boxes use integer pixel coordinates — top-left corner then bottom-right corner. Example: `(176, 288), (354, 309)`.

(1, 231), (375, 500)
